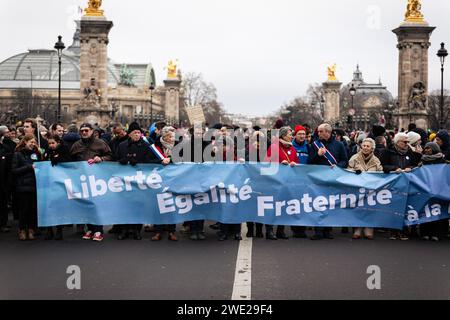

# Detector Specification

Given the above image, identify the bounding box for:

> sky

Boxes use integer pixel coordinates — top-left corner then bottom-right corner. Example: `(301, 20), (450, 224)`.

(0, 0), (449, 117)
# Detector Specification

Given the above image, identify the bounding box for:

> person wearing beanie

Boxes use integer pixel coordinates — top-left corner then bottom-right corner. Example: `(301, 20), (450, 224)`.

(435, 130), (450, 161)
(115, 122), (155, 241)
(264, 126), (299, 240)
(407, 131), (422, 154)
(429, 132), (437, 142)
(380, 132), (421, 241)
(420, 142), (447, 241)
(292, 125), (311, 165)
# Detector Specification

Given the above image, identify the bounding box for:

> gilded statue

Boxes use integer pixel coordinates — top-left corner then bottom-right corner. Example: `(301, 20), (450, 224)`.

(405, 0), (425, 23)
(84, 0), (104, 17)
(166, 60), (179, 79)
(327, 64), (337, 81)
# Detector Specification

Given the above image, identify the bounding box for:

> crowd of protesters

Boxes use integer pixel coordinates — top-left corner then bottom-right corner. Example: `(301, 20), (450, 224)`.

(0, 117), (449, 243)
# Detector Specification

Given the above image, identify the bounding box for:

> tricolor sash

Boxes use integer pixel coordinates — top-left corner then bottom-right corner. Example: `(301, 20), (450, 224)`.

(313, 140), (338, 166)
(149, 144), (166, 160)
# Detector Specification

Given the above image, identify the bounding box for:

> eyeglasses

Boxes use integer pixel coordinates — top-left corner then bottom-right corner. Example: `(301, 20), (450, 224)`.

(80, 129), (90, 133)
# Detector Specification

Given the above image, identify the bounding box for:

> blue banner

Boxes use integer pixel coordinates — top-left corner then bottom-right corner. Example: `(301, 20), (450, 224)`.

(34, 162), (449, 229)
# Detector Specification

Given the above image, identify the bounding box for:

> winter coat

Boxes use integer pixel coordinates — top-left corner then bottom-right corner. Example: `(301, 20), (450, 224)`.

(109, 135), (128, 160)
(310, 136), (349, 168)
(45, 143), (72, 166)
(70, 136), (113, 162)
(348, 151), (383, 172)
(292, 139), (311, 165)
(11, 149), (42, 193)
(179, 135), (214, 163)
(380, 145), (421, 173)
(0, 140), (14, 192)
(62, 132), (81, 151)
(117, 138), (158, 165)
(264, 138), (299, 164)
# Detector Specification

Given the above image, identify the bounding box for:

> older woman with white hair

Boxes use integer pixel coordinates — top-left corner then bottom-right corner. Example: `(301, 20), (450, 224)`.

(347, 138), (383, 240)
(380, 132), (421, 240)
(150, 126), (178, 242)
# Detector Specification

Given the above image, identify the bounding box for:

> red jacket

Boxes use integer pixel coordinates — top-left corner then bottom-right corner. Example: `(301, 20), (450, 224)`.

(264, 139), (299, 164)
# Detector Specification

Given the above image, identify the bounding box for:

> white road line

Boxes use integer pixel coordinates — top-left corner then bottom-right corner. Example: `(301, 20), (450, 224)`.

(231, 223), (252, 300)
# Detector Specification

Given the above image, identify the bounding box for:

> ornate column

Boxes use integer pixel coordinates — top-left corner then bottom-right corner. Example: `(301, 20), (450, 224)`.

(77, 1), (114, 127)
(392, 1), (435, 129)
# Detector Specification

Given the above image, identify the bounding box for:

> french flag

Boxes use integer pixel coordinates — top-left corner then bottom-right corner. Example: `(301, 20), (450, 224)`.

(150, 144), (166, 161)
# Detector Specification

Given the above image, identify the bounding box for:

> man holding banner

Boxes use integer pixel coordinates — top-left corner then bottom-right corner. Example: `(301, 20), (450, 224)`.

(70, 123), (113, 242)
(310, 123), (349, 240)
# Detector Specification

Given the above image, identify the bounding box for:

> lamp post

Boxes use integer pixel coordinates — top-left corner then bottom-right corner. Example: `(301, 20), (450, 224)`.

(437, 42), (448, 129)
(149, 82), (155, 124)
(26, 66), (33, 117)
(349, 84), (357, 131)
(54, 36), (65, 123)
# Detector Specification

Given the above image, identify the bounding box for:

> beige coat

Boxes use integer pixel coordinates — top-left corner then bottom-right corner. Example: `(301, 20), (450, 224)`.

(348, 151), (383, 172)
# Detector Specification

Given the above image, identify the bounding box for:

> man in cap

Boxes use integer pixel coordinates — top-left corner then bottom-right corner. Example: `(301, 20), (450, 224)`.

(70, 122), (113, 242)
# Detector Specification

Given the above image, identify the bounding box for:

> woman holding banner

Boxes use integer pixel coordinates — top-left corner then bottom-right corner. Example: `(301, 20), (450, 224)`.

(347, 138), (383, 240)
(150, 126), (179, 242)
(11, 134), (43, 241)
(380, 132), (421, 241)
(264, 126), (299, 240)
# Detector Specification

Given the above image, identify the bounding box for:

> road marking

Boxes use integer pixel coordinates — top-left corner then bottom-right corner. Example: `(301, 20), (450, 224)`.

(231, 223), (252, 300)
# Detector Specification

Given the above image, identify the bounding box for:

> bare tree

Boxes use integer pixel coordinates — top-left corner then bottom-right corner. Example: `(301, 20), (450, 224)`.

(428, 89), (450, 130)
(181, 72), (229, 126)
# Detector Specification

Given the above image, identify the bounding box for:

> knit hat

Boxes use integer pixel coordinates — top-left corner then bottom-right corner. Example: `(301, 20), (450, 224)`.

(294, 125), (306, 136)
(407, 131), (421, 145)
(356, 132), (367, 144)
(429, 133), (437, 142)
(274, 119), (284, 129)
(128, 122), (142, 134)
(424, 142), (441, 154)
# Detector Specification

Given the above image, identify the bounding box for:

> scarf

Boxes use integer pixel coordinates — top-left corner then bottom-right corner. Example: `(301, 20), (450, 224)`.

(279, 138), (293, 148)
(394, 144), (409, 155)
(361, 152), (373, 163)
(422, 153), (444, 162)
(160, 137), (174, 157)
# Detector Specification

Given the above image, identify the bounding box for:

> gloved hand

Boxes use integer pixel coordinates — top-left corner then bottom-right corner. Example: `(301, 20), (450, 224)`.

(119, 158), (129, 165)
(51, 158), (58, 167)
(129, 158), (138, 167)
(355, 170), (362, 175)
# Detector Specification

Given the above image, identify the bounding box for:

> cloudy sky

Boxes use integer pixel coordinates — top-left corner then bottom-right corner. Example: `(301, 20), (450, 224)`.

(1, 0), (449, 116)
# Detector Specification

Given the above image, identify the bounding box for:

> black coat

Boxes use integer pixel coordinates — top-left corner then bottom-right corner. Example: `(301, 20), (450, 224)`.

(179, 135), (214, 163)
(117, 138), (159, 165)
(380, 146), (421, 173)
(11, 149), (42, 193)
(45, 143), (72, 166)
(62, 132), (81, 151)
(310, 136), (349, 168)
(109, 135), (129, 160)
(0, 140), (14, 192)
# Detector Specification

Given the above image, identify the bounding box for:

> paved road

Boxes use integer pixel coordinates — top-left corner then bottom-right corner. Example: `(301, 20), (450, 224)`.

(1, 223), (450, 300)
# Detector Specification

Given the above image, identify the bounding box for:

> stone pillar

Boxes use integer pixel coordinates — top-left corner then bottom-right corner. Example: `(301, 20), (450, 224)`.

(78, 15), (113, 127)
(393, 23), (435, 130)
(163, 78), (181, 124)
(322, 81), (342, 123)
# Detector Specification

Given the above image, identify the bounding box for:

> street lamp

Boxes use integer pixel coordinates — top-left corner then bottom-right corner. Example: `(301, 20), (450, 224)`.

(437, 42), (448, 129)
(54, 35), (65, 123)
(349, 84), (357, 131)
(149, 82), (155, 124)
(26, 66), (33, 117)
